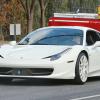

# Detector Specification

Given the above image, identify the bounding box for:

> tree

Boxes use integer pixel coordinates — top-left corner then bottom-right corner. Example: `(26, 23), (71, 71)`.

(0, 0), (24, 41)
(18, 0), (35, 33)
(0, 0), (12, 41)
(39, 0), (49, 27)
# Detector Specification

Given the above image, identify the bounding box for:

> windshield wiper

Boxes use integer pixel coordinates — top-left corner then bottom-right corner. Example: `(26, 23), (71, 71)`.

(31, 43), (49, 45)
(18, 43), (26, 45)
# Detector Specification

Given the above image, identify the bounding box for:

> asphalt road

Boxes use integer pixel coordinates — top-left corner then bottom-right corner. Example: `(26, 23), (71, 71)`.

(0, 77), (100, 100)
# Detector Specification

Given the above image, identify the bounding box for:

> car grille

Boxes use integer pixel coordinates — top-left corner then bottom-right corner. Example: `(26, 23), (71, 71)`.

(0, 67), (54, 76)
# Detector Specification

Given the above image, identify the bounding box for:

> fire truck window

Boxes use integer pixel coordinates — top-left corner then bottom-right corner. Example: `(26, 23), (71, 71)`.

(86, 30), (100, 46)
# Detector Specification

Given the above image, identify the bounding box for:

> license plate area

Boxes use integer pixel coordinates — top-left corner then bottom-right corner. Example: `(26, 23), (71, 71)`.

(13, 69), (32, 76)
(14, 69), (23, 75)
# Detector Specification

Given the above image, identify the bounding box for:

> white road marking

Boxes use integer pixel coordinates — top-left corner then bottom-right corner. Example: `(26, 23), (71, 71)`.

(71, 94), (100, 100)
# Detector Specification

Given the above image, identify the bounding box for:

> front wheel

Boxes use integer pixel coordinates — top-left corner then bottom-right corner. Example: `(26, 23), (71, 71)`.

(75, 53), (89, 84)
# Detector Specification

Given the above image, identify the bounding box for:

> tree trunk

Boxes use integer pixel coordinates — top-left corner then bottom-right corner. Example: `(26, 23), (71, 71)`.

(41, 8), (45, 27)
(18, 0), (35, 33)
(39, 0), (46, 27)
(0, 25), (4, 41)
(27, 13), (34, 33)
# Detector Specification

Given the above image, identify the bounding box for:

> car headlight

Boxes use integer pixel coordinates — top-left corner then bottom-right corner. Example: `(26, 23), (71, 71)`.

(43, 48), (72, 61)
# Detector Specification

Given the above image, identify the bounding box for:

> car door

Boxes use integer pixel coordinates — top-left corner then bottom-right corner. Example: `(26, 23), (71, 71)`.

(86, 30), (100, 75)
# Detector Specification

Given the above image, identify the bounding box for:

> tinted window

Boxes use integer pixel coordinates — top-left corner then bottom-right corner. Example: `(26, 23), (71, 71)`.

(19, 28), (83, 46)
(86, 30), (100, 46)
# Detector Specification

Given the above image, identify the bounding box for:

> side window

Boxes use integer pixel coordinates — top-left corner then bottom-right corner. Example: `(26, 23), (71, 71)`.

(86, 30), (100, 46)
(97, 32), (100, 40)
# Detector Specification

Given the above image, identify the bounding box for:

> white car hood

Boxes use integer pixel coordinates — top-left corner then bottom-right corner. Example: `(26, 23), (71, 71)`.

(0, 45), (71, 60)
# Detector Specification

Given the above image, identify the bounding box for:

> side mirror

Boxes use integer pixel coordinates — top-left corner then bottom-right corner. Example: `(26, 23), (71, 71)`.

(9, 41), (16, 45)
(93, 41), (100, 48)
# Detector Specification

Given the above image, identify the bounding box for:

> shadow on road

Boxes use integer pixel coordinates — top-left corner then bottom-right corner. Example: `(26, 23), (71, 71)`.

(0, 76), (100, 86)
(0, 78), (76, 86)
(88, 76), (100, 83)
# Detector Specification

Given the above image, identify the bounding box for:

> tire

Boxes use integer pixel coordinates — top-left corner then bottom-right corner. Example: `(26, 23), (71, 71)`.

(0, 78), (13, 83)
(75, 53), (89, 84)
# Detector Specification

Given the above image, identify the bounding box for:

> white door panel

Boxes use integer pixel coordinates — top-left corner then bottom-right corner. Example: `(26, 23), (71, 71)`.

(86, 30), (100, 75)
(89, 47), (100, 73)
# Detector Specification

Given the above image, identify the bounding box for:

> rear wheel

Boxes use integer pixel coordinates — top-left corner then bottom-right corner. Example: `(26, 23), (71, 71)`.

(75, 53), (89, 84)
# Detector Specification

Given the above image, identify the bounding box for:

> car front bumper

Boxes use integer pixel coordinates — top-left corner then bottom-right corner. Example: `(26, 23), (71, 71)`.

(0, 58), (75, 79)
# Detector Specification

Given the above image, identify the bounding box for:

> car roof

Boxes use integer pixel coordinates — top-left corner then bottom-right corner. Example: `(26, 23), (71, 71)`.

(38, 26), (99, 32)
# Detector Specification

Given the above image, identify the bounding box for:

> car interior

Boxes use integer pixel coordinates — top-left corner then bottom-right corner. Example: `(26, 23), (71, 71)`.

(86, 30), (100, 46)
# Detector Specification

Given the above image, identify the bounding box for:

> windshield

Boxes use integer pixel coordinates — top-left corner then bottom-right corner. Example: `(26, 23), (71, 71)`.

(19, 28), (83, 45)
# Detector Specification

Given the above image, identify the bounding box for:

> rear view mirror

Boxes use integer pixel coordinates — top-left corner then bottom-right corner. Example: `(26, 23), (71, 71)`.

(93, 41), (100, 48)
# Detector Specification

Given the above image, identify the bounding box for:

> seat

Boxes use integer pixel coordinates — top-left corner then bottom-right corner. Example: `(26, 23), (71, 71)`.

(86, 34), (94, 45)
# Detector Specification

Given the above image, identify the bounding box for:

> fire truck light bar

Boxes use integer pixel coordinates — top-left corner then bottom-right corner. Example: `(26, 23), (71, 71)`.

(54, 13), (98, 19)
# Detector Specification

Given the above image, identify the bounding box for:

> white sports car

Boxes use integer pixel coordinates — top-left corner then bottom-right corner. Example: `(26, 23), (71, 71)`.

(0, 26), (100, 84)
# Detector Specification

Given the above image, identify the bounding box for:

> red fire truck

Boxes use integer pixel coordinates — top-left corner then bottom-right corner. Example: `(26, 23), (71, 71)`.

(48, 13), (100, 32)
